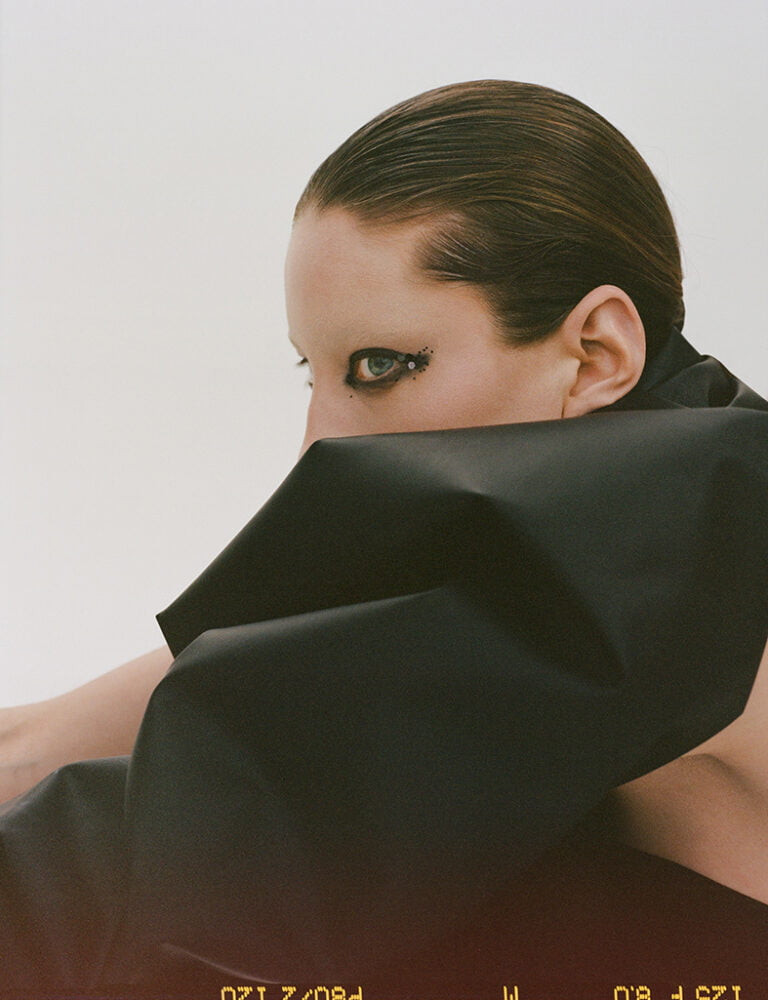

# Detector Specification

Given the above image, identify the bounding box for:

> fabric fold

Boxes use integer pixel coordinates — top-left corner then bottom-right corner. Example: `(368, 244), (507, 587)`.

(1, 329), (767, 993)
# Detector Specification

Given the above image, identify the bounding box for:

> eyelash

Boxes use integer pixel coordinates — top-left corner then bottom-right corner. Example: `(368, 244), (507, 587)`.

(296, 357), (311, 387)
(296, 349), (431, 391)
(345, 348), (430, 389)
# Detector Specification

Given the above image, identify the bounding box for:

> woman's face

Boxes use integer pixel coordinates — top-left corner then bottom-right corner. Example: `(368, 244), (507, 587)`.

(285, 207), (582, 456)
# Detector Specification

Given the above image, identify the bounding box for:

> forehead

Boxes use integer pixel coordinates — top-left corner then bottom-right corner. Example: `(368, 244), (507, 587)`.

(286, 207), (426, 298)
(285, 207), (496, 349)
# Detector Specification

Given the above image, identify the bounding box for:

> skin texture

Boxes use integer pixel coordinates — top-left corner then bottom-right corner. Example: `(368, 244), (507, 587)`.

(0, 645), (172, 803)
(608, 641), (768, 904)
(286, 207), (646, 455)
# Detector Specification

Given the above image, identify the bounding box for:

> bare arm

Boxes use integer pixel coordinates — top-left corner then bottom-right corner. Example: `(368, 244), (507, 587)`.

(0, 644), (173, 804)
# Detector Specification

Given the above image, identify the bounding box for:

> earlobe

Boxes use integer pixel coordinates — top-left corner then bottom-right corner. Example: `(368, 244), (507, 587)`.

(560, 286), (646, 418)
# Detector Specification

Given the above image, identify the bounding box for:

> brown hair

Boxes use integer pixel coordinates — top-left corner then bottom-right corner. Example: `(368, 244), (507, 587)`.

(295, 80), (684, 358)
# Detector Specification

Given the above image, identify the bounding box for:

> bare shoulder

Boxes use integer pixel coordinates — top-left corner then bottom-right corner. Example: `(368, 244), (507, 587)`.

(692, 633), (768, 768)
(606, 634), (768, 903)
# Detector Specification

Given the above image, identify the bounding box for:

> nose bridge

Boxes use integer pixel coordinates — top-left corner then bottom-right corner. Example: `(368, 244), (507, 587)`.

(300, 385), (350, 457)
(300, 394), (323, 456)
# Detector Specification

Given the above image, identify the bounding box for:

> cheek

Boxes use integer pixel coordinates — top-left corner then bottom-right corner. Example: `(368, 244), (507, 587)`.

(421, 364), (561, 428)
(485, 349), (570, 423)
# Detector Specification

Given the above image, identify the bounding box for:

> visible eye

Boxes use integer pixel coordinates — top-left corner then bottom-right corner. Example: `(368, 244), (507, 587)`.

(359, 354), (396, 379)
(346, 348), (429, 389)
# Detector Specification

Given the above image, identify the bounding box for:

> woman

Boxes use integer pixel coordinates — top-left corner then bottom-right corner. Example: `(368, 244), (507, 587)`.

(1, 80), (767, 995)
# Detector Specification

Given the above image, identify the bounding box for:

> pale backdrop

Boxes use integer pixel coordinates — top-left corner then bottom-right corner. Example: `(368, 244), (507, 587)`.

(2, 0), (767, 702)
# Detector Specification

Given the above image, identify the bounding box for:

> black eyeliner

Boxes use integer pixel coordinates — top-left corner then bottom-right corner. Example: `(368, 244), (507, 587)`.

(345, 348), (431, 389)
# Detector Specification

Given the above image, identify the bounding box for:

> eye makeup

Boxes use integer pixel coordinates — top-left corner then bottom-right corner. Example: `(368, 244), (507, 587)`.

(345, 347), (431, 390)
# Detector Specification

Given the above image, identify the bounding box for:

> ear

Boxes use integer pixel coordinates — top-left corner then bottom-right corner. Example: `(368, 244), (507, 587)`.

(559, 285), (646, 418)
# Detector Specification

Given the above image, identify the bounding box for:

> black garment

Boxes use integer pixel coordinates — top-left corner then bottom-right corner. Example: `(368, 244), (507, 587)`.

(1, 331), (767, 998)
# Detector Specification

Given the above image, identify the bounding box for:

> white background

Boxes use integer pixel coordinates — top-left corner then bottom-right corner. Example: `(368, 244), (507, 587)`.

(2, 0), (767, 703)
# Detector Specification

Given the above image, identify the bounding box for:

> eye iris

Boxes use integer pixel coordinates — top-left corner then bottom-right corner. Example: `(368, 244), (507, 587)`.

(364, 355), (395, 378)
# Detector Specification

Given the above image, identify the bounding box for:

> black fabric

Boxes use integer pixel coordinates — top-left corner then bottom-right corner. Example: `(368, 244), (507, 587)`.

(612, 327), (768, 412)
(0, 759), (129, 990)
(1, 329), (767, 997)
